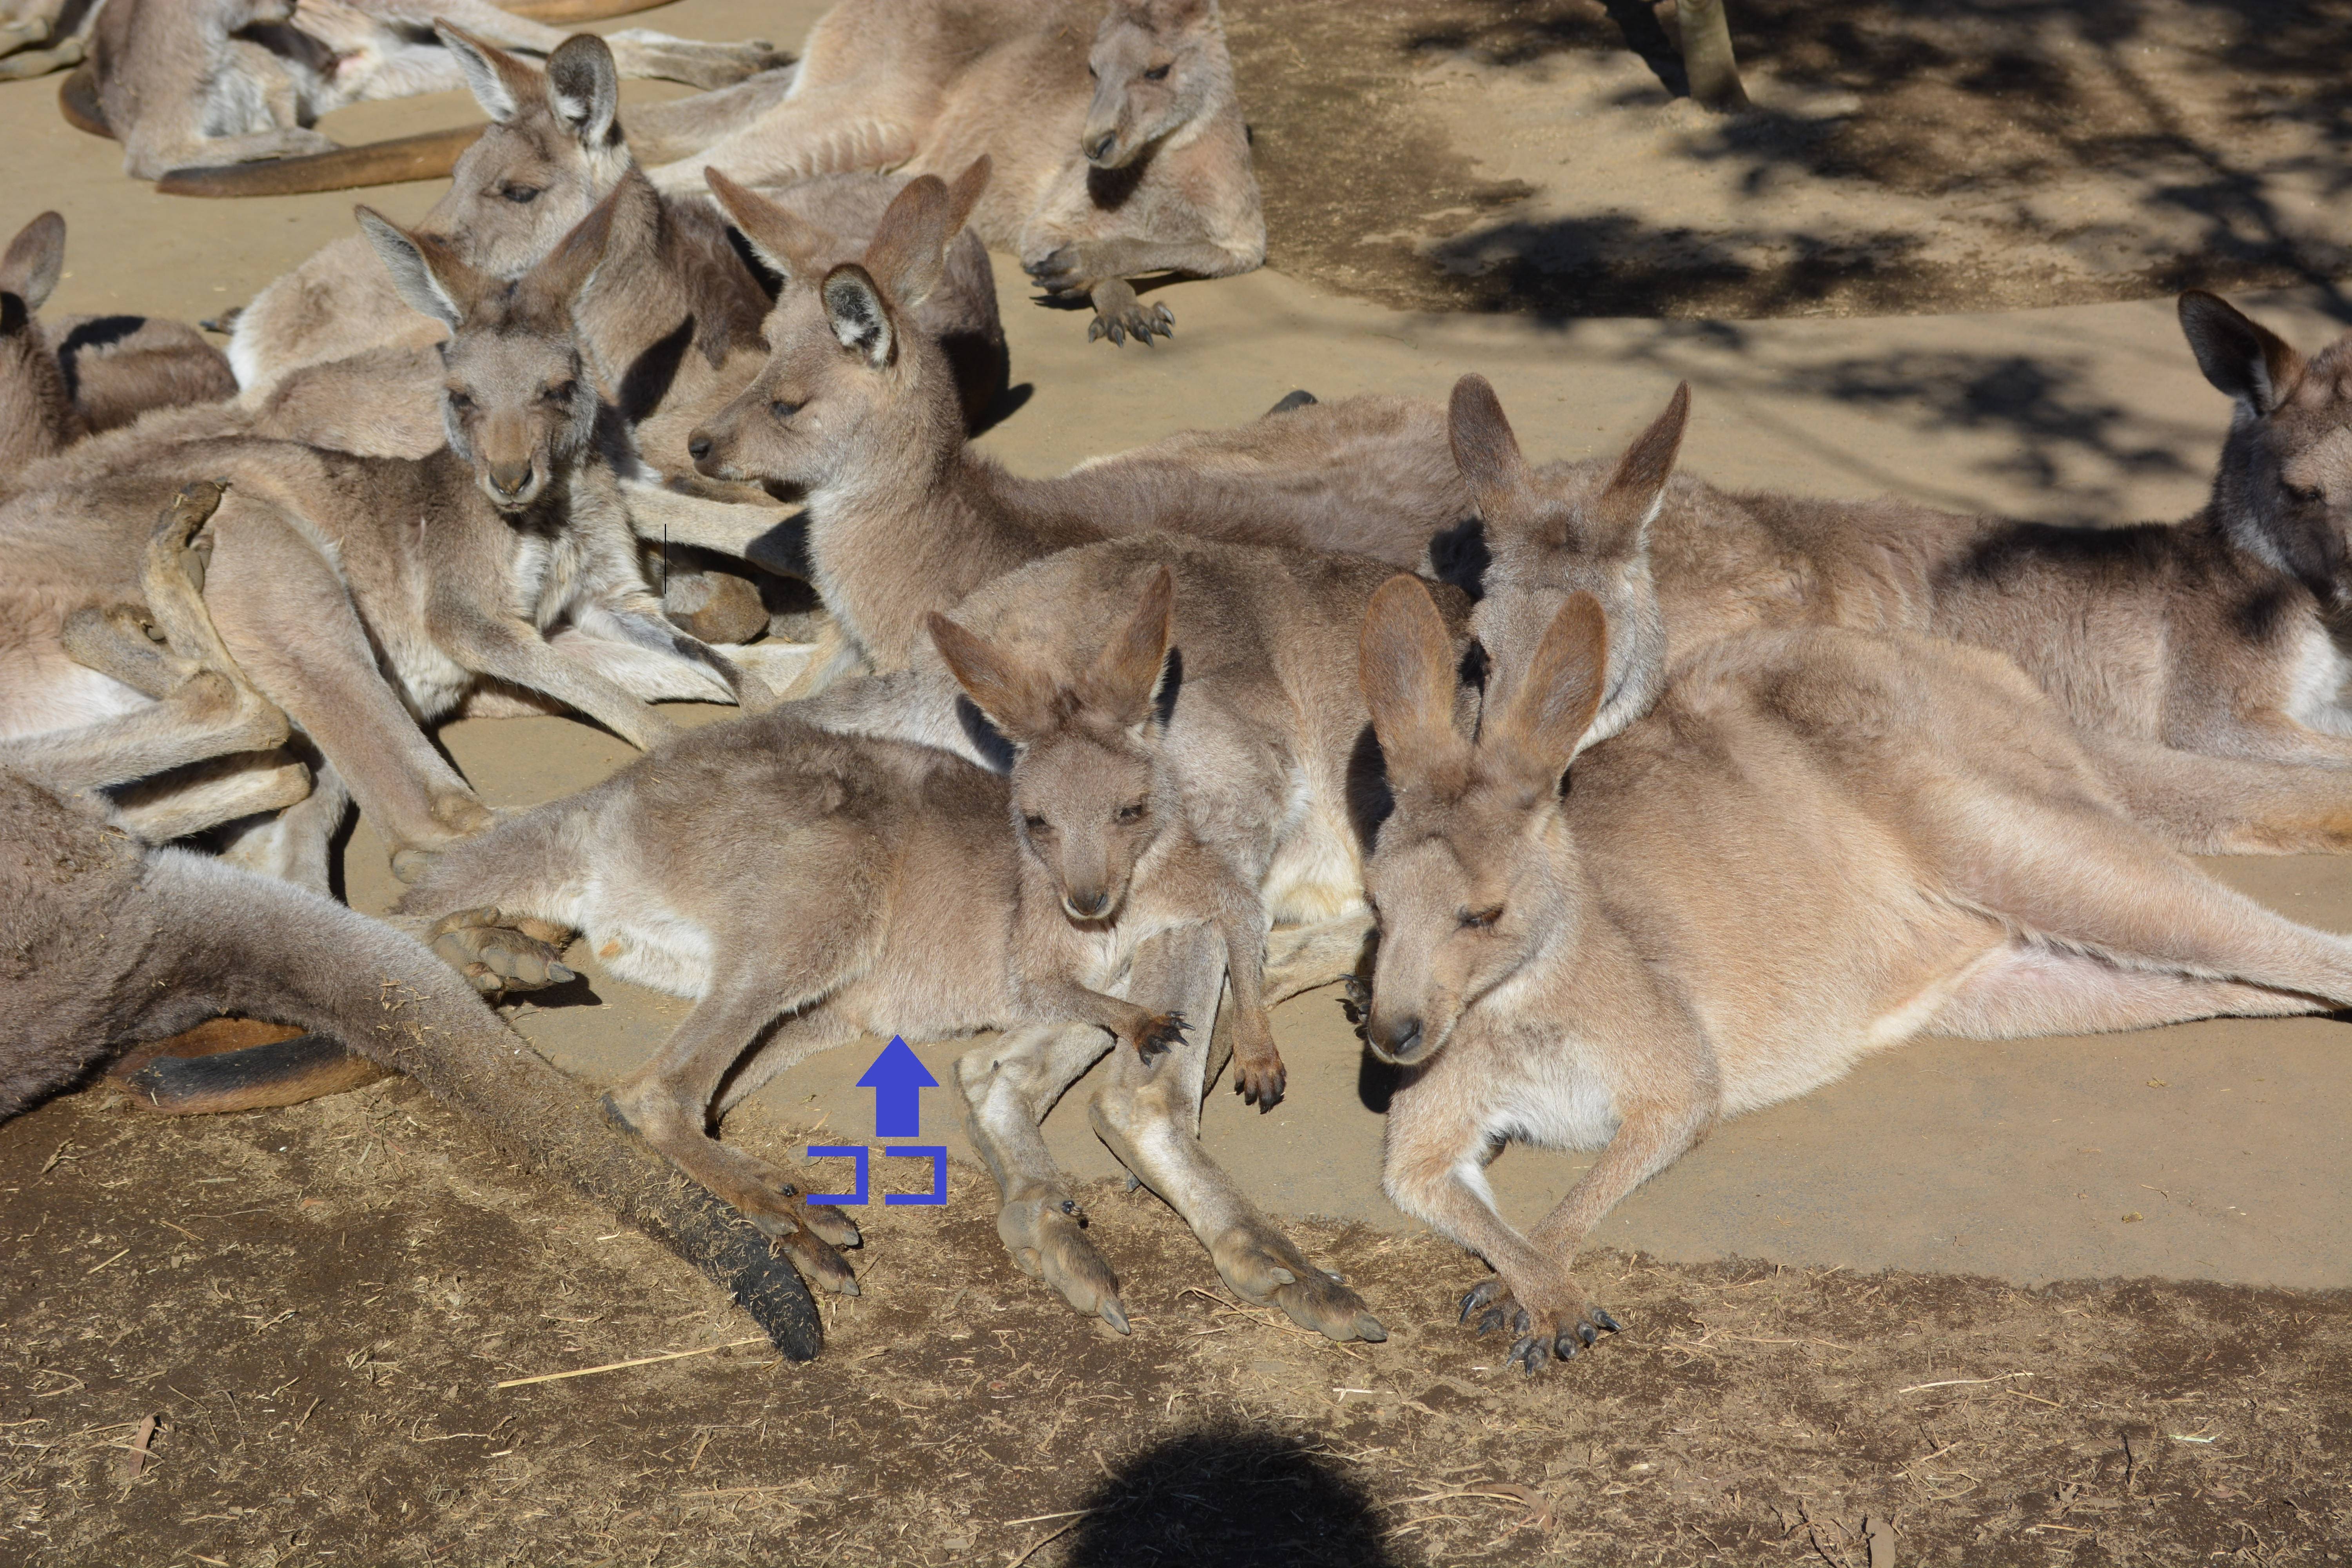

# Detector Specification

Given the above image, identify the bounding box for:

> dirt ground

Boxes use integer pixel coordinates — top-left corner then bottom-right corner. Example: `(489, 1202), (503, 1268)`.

(6, 1085), (2348, 1567)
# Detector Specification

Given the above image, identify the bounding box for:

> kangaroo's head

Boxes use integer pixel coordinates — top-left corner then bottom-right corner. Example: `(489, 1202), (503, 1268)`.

(1358, 575), (1605, 1068)
(689, 160), (989, 497)
(928, 566), (1181, 924)
(361, 189), (617, 512)
(424, 27), (631, 281)
(1082, 0), (1230, 169)
(0, 210), (81, 466)
(1457, 376), (1681, 754)
(2180, 291), (2352, 607)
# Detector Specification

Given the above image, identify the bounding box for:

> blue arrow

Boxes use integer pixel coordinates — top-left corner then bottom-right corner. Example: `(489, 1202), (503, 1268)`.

(857, 1036), (937, 1138)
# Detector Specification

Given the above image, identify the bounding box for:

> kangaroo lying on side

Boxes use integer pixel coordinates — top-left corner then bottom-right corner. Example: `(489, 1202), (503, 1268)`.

(86, 0), (784, 181)
(649, 0), (1263, 347)
(1, 212), (237, 474)
(0, 486), (821, 1355)
(685, 171), (1464, 680)
(0, 192), (776, 886)
(1358, 574), (2352, 1374)
(381, 570), (1281, 1310)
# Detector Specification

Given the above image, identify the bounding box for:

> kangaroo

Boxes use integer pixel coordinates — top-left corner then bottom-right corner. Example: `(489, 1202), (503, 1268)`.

(1357, 573), (2352, 1374)
(647, 0), (1265, 347)
(85, 0), (784, 181)
(685, 170), (1465, 678)
(1448, 294), (2352, 854)
(378, 571), (1283, 1307)
(0, 191), (775, 887)
(0, 212), (237, 474)
(0, 490), (819, 1355)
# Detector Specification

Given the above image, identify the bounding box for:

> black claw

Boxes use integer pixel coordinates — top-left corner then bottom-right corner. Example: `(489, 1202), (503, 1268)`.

(1592, 1307), (1622, 1334)
(1512, 1306), (1531, 1336)
(1577, 1320), (1598, 1348)
(1508, 1335), (1548, 1373)
(1475, 1306), (1507, 1336)
(1555, 1331), (1580, 1360)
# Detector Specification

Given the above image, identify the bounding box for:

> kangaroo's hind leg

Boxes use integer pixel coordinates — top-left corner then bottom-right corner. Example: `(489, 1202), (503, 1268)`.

(1088, 925), (1388, 1343)
(2084, 733), (2352, 856)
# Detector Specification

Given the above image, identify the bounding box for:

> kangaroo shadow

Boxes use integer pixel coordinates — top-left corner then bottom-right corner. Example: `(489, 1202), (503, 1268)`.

(1061, 1428), (1406, 1568)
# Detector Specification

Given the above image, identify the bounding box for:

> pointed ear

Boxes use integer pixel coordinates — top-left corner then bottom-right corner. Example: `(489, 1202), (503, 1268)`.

(2180, 291), (2305, 416)
(1080, 566), (1176, 729)
(436, 22), (542, 124)
(862, 174), (953, 312)
(0, 211), (65, 314)
(357, 205), (484, 331)
(706, 168), (834, 287)
(944, 154), (992, 234)
(821, 263), (895, 368)
(927, 612), (1056, 742)
(1588, 382), (1688, 552)
(519, 183), (622, 315)
(1486, 592), (1608, 778)
(545, 33), (621, 152)
(1359, 574), (1468, 790)
(1448, 374), (1528, 508)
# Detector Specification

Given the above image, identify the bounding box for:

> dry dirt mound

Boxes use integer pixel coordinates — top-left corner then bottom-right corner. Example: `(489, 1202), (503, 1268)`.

(1230, 0), (2352, 319)
(4, 1083), (2347, 1565)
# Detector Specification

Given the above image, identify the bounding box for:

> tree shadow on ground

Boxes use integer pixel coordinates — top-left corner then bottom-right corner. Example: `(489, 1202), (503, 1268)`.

(1058, 1427), (1407, 1568)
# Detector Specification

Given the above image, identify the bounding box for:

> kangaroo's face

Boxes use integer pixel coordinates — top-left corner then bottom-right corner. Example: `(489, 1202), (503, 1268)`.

(438, 304), (597, 511)
(1082, 0), (1225, 169)
(1013, 728), (1162, 923)
(688, 285), (889, 494)
(2187, 309), (2352, 605)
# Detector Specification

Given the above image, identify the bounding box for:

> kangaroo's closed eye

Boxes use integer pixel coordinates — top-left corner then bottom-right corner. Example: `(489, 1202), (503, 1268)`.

(1459, 905), (1503, 930)
(770, 399), (803, 421)
(1115, 802), (1147, 823)
(499, 184), (540, 205)
(1023, 813), (1049, 831)
(1144, 63), (1170, 80)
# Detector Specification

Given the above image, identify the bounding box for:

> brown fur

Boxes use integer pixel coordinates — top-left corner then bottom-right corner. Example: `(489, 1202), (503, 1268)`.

(1358, 574), (2352, 1373)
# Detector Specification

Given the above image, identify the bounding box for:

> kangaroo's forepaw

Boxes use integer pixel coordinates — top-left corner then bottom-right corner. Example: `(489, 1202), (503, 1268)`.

(1088, 296), (1173, 348)
(1458, 1277), (1619, 1374)
(426, 907), (575, 996)
(1232, 1051), (1286, 1109)
(1130, 1011), (1188, 1062)
(998, 1192), (1129, 1332)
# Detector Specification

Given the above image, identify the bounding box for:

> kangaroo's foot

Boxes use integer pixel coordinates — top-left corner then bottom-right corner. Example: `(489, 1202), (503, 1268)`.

(1207, 1219), (1387, 1344)
(604, 30), (790, 90)
(424, 907), (577, 996)
(1458, 1276), (1621, 1375)
(1229, 1036), (1285, 1110)
(998, 1186), (1129, 1333)
(1265, 389), (1318, 416)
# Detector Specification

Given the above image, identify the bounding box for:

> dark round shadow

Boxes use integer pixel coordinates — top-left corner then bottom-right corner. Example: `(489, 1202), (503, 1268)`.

(1061, 1427), (1404, 1568)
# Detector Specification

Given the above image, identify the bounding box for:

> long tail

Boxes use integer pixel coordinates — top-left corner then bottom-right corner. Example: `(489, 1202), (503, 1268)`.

(138, 849), (824, 1357)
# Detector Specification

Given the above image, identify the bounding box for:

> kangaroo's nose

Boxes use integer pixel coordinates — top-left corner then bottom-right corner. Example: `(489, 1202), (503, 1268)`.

(1084, 131), (1116, 163)
(688, 433), (712, 463)
(1066, 890), (1111, 919)
(488, 461), (532, 499)
(1374, 1017), (1423, 1063)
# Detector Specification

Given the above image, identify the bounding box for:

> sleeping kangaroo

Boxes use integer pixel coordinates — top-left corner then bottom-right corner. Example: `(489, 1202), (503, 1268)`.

(0, 478), (820, 1355)
(1358, 573), (2352, 1374)
(1447, 298), (2352, 855)
(383, 567), (1280, 1305)
(0, 190), (777, 887)
(648, 0), (1263, 347)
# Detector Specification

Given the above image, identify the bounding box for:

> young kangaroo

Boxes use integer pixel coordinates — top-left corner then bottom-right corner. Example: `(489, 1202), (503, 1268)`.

(1452, 294), (2352, 853)
(687, 171), (1466, 678)
(1358, 574), (2352, 1374)
(0, 191), (771, 882)
(381, 573), (1282, 1308)
(650, 0), (1264, 346)
(0, 212), (236, 474)
(85, 0), (784, 182)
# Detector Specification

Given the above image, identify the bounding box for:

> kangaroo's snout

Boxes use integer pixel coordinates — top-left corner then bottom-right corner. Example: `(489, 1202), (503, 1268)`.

(1083, 129), (1118, 165)
(487, 459), (535, 503)
(1368, 1014), (1426, 1066)
(1062, 889), (1114, 921)
(688, 432), (713, 463)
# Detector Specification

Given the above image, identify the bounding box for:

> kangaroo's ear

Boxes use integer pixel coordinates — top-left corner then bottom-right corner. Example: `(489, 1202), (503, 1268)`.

(1080, 565), (1177, 731)
(357, 206), (485, 330)
(545, 33), (621, 152)
(944, 155), (992, 234)
(0, 211), (64, 315)
(437, 23), (543, 124)
(928, 612), (1056, 743)
(821, 263), (895, 368)
(1486, 592), (1608, 780)
(1588, 382), (1688, 554)
(1359, 575), (1468, 792)
(862, 174), (953, 312)
(706, 169), (834, 288)
(2180, 292), (2305, 416)
(1448, 374), (1527, 511)
(520, 183), (623, 315)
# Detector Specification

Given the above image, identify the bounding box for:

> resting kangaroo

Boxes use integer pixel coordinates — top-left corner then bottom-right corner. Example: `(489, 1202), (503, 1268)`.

(649, 0), (1264, 346)
(382, 569), (1280, 1305)
(1447, 298), (2352, 854)
(1358, 574), (2352, 1374)
(1, 211), (236, 473)
(0, 493), (821, 1355)
(0, 191), (774, 887)
(686, 170), (1463, 678)
(85, 0), (784, 181)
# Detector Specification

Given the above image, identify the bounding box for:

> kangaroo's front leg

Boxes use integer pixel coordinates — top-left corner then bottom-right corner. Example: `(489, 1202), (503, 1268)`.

(1023, 239), (1257, 346)
(435, 610), (681, 750)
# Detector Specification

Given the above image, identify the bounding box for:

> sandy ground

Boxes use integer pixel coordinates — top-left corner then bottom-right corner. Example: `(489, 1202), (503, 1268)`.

(3, 4), (2352, 1558)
